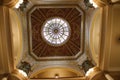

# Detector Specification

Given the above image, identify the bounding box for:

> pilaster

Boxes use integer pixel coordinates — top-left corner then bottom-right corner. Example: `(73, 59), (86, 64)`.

(0, 6), (14, 74)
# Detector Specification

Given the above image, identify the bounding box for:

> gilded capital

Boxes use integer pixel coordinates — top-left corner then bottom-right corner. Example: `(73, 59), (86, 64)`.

(86, 67), (108, 80)
(8, 70), (28, 80)
(2, 0), (18, 8)
(94, 0), (109, 7)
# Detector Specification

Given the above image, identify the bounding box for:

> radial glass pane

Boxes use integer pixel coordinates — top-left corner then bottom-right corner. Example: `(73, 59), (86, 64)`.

(42, 17), (70, 46)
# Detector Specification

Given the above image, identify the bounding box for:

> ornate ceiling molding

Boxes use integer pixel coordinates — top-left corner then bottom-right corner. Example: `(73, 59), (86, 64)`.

(27, 5), (85, 60)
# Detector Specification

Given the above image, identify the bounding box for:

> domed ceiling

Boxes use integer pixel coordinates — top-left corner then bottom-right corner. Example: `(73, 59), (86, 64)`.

(28, 5), (84, 60)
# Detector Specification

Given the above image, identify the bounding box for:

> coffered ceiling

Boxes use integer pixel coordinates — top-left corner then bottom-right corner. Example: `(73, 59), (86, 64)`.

(28, 5), (84, 60)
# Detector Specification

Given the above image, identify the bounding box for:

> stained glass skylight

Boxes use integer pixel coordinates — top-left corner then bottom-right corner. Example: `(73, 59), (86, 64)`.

(42, 18), (70, 46)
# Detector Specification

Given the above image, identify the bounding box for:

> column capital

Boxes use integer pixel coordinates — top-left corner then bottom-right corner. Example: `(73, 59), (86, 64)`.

(86, 67), (107, 80)
(8, 70), (28, 80)
(94, 0), (109, 7)
(2, 0), (18, 8)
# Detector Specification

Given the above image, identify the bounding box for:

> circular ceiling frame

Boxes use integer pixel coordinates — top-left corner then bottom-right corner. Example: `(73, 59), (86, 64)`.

(41, 17), (71, 47)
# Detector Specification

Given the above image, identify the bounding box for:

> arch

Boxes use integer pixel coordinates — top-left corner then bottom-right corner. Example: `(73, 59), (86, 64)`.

(29, 66), (84, 78)
(9, 9), (23, 66)
(89, 8), (102, 64)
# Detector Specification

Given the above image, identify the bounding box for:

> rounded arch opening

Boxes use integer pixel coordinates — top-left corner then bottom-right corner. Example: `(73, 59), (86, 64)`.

(29, 66), (83, 78)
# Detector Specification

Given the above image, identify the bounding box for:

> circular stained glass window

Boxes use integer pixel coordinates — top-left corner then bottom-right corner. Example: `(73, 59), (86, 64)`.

(42, 17), (70, 46)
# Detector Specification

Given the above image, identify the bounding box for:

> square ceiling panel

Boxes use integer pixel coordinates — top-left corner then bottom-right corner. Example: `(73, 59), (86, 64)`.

(28, 5), (84, 60)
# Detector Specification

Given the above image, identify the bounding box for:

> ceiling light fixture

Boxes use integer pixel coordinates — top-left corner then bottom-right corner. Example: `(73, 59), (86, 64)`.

(18, 69), (28, 77)
(90, 0), (98, 8)
(14, 0), (29, 11)
(82, 60), (94, 73)
(84, 0), (98, 9)
(17, 61), (31, 76)
(85, 68), (94, 76)
(55, 74), (59, 78)
(19, 0), (29, 11)
(15, 0), (23, 8)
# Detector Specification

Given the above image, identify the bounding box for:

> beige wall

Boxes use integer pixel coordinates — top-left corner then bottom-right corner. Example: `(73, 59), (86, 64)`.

(89, 3), (120, 71)
(89, 2), (120, 73)
(108, 4), (120, 71)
